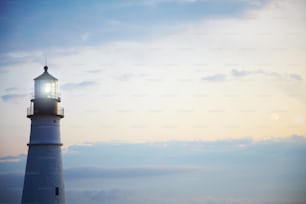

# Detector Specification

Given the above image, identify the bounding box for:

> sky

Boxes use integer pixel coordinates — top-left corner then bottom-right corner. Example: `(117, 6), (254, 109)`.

(0, 0), (306, 156)
(0, 0), (306, 203)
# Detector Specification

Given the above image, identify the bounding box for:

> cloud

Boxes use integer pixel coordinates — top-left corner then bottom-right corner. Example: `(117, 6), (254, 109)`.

(65, 190), (306, 204)
(61, 81), (96, 91)
(201, 74), (227, 82)
(231, 69), (303, 82)
(0, 51), (45, 68)
(114, 73), (137, 81)
(4, 87), (18, 92)
(0, 57), (24, 68)
(1, 136), (306, 204)
(1, 94), (27, 102)
(65, 166), (193, 180)
(87, 69), (103, 74)
(231, 69), (256, 77)
(202, 69), (303, 82)
(288, 73), (303, 81)
(0, 156), (21, 163)
(61, 135), (306, 168)
(0, 155), (26, 174)
(66, 189), (129, 204)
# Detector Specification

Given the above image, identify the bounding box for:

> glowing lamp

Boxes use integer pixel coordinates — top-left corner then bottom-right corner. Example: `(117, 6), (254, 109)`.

(34, 66), (58, 99)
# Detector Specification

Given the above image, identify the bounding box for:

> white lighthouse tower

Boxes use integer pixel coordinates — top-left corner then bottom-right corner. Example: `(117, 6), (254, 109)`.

(22, 66), (65, 204)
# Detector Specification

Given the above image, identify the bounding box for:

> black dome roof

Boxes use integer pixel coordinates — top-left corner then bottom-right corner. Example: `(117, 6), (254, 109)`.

(34, 66), (58, 81)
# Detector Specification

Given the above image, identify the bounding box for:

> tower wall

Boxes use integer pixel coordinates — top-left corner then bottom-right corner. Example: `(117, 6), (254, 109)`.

(21, 115), (65, 204)
(29, 116), (62, 144)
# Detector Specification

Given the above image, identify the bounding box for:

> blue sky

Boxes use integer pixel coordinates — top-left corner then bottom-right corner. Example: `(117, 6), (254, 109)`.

(0, 0), (267, 53)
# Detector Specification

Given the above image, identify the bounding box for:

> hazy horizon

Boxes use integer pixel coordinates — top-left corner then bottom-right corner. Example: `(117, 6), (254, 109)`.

(1, 136), (306, 203)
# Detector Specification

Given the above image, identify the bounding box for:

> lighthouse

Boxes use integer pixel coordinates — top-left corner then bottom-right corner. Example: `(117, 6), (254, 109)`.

(22, 66), (65, 203)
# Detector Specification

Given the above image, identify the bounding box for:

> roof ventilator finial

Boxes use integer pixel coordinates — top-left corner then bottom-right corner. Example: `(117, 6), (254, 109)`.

(44, 54), (48, 72)
(44, 65), (48, 72)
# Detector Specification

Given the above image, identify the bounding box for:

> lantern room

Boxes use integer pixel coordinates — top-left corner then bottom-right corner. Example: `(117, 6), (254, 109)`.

(27, 66), (64, 118)
(34, 66), (58, 99)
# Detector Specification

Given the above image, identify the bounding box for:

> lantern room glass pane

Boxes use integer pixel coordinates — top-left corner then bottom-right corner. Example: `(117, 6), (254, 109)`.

(35, 80), (58, 99)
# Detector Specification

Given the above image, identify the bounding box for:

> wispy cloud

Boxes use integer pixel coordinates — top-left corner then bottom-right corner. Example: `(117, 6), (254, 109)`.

(66, 189), (129, 204)
(1, 94), (27, 102)
(201, 73), (227, 82)
(114, 73), (137, 81)
(61, 135), (306, 167)
(0, 157), (20, 163)
(231, 69), (303, 81)
(202, 69), (303, 82)
(86, 69), (103, 74)
(231, 69), (256, 77)
(3, 87), (18, 92)
(61, 81), (97, 91)
(0, 56), (27, 68)
(0, 51), (44, 67)
(288, 73), (303, 81)
(65, 166), (193, 179)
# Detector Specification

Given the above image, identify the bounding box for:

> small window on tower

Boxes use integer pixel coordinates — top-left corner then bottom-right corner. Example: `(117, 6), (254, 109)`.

(55, 187), (59, 196)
